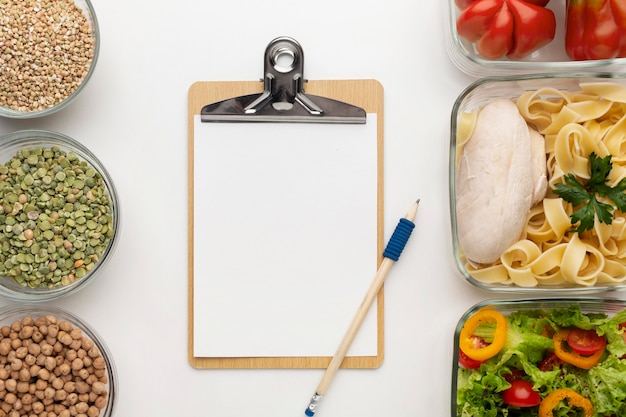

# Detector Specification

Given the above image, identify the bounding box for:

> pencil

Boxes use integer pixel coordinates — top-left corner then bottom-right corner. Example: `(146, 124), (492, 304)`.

(304, 199), (420, 417)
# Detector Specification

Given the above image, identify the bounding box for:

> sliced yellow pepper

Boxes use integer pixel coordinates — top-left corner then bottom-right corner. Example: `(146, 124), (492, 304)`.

(552, 329), (604, 369)
(538, 388), (593, 417)
(459, 308), (507, 361)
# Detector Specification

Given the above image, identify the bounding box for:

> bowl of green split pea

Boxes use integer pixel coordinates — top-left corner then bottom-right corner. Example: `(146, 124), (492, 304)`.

(0, 130), (119, 301)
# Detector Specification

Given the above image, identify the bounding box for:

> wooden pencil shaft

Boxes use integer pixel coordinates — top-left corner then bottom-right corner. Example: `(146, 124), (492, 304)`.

(316, 257), (394, 395)
(305, 201), (419, 417)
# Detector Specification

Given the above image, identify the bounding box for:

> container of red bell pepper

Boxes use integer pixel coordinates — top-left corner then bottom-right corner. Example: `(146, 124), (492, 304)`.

(455, 0), (557, 60)
(565, 0), (626, 60)
(453, 0), (626, 62)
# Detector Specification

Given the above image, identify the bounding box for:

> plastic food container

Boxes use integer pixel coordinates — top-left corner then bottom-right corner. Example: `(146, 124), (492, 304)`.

(445, 0), (626, 77)
(450, 73), (626, 293)
(0, 130), (119, 301)
(0, 304), (117, 417)
(0, 0), (100, 118)
(452, 297), (626, 417)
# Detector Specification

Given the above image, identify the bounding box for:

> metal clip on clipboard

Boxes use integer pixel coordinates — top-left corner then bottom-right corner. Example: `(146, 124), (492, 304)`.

(200, 37), (366, 124)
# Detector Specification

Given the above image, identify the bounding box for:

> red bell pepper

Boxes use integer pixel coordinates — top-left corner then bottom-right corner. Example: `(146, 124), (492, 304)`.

(456, 0), (556, 60)
(565, 0), (626, 60)
(455, 0), (549, 9)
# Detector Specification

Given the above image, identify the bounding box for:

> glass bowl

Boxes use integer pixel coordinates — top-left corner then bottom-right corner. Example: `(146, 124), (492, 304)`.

(0, 130), (119, 301)
(445, 0), (626, 77)
(0, 0), (100, 118)
(452, 297), (626, 417)
(450, 73), (626, 293)
(0, 304), (117, 417)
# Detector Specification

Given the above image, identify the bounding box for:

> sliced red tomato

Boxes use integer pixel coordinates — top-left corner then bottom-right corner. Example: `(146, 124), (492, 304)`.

(458, 335), (488, 369)
(539, 351), (564, 371)
(502, 380), (541, 407)
(458, 348), (483, 368)
(567, 328), (606, 355)
(503, 369), (525, 383)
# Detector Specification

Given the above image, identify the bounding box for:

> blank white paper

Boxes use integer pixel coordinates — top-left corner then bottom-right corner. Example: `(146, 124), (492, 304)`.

(193, 114), (378, 357)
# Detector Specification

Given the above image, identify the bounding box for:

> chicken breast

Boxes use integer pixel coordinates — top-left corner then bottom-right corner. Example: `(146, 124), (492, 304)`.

(528, 126), (548, 207)
(455, 98), (533, 264)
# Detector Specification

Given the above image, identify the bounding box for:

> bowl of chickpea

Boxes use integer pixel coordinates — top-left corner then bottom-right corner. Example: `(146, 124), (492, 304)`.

(0, 304), (116, 417)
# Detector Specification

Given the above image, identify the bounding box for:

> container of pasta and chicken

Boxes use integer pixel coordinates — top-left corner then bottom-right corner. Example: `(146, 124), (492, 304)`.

(450, 73), (626, 293)
(452, 297), (626, 417)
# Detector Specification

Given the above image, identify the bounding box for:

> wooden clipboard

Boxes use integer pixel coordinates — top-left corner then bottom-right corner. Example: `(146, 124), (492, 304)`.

(187, 40), (384, 369)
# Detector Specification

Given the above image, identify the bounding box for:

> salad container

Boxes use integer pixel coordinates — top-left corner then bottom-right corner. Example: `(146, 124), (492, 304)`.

(453, 297), (626, 417)
(450, 73), (626, 293)
(445, 0), (626, 77)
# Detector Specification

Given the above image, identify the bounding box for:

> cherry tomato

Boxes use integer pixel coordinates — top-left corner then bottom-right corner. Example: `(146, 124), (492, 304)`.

(458, 336), (488, 369)
(502, 379), (541, 407)
(567, 328), (606, 355)
(458, 348), (483, 369)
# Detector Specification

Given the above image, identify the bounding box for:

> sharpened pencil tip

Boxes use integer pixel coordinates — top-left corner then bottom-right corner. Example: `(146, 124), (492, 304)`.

(405, 199), (420, 222)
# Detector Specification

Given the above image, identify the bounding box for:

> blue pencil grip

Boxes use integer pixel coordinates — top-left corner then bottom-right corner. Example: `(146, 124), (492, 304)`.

(382, 218), (415, 261)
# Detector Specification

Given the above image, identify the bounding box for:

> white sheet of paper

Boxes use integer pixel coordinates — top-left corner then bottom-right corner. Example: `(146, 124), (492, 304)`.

(192, 114), (378, 357)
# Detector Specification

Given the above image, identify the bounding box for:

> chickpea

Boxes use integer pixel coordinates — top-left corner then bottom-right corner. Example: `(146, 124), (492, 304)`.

(53, 390), (66, 402)
(43, 386), (54, 400)
(5, 379), (16, 392)
(44, 357), (55, 372)
(19, 326), (33, 340)
(0, 327), (10, 338)
(28, 342), (41, 356)
(63, 381), (75, 394)
(16, 381), (29, 393)
(24, 354), (36, 366)
(46, 325), (58, 339)
(0, 340), (11, 356)
(9, 359), (21, 372)
(32, 401), (44, 414)
(50, 378), (63, 390)
(87, 405), (100, 417)
(17, 368), (29, 382)
(90, 382), (105, 396)
(20, 393), (33, 405)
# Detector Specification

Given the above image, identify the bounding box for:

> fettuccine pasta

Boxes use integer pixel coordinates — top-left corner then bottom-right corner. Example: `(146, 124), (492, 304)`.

(457, 82), (626, 288)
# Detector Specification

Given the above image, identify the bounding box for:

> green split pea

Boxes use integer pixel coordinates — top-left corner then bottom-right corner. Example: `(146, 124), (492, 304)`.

(0, 146), (113, 288)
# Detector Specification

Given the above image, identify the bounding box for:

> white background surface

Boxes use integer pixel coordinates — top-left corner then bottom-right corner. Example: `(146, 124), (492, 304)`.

(0, 1), (527, 416)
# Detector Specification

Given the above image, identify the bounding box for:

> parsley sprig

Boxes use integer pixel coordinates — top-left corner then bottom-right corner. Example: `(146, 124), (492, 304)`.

(553, 152), (626, 233)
